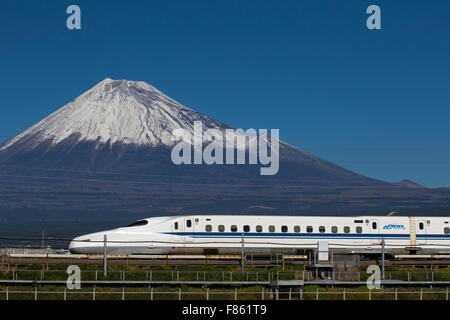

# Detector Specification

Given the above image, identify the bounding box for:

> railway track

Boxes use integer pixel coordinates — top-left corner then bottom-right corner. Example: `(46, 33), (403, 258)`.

(1, 253), (307, 267)
(2, 253), (450, 268)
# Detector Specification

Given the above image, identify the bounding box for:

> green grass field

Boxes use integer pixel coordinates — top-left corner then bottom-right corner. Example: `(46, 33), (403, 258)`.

(1, 264), (450, 300)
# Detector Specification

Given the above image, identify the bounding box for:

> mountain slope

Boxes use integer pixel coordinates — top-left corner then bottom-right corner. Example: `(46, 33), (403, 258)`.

(0, 78), (448, 225)
(0, 78), (229, 150)
(0, 78), (380, 185)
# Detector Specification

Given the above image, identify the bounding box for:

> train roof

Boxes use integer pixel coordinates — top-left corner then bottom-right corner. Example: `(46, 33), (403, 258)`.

(146, 215), (450, 219)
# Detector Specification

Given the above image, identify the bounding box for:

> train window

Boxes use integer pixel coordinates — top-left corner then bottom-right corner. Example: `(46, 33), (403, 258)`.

(344, 226), (350, 233)
(243, 225), (250, 232)
(419, 222), (424, 230)
(331, 226), (338, 233)
(444, 227), (450, 234)
(372, 222), (377, 229)
(231, 225), (238, 232)
(356, 226), (362, 233)
(218, 225), (225, 232)
(294, 226), (300, 233)
(124, 220), (148, 227)
(186, 220), (192, 228)
(281, 226), (288, 233)
(174, 222), (178, 230)
(205, 225), (212, 232)
(306, 226), (313, 233)
(269, 225), (275, 232)
(319, 226), (325, 233)
(256, 225), (263, 232)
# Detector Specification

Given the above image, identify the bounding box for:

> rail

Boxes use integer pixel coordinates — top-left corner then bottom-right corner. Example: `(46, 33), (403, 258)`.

(0, 287), (449, 300)
(1, 269), (450, 285)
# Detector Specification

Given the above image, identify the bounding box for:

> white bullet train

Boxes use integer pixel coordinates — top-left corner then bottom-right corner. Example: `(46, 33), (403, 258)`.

(68, 215), (450, 255)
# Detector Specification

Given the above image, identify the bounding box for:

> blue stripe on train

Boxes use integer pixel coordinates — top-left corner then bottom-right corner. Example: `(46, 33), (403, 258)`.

(163, 232), (450, 239)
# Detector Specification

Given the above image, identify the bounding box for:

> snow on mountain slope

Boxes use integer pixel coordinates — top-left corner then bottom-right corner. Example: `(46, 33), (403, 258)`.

(0, 78), (318, 162)
(0, 78), (386, 185)
(0, 78), (230, 151)
(0, 78), (444, 221)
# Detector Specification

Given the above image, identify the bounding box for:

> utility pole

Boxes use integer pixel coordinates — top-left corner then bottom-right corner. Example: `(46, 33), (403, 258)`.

(381, 238), (385, 280)
(241, 233), (245, 273)
(103, 235), (107, 276)
(41, 229), (45, 249)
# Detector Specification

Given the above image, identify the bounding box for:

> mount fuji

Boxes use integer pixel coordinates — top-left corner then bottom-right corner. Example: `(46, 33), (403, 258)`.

(0, 79), (229, 151)
(0, 78), (448, 227)
(0, 78), (379, 184)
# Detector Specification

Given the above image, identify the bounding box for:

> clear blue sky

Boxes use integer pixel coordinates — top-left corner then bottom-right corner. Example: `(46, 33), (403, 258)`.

(0, 1), (449, 187)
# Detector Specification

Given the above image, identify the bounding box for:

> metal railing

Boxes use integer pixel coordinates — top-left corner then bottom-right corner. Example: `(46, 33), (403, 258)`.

(0, 287), (449, 300)
(2, 269), (450, 283)
(0, 248), (57, 255)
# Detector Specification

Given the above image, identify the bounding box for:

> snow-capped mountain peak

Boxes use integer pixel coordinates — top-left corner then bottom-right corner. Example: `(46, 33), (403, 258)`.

(0, 78), (228, 151)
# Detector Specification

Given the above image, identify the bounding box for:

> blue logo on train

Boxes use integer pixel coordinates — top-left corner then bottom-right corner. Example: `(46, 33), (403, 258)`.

(383, 224), (405, 230)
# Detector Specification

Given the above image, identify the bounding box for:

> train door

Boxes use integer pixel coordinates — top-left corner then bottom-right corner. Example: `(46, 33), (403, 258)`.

(369, 219), (380, 242)
(183, 218), (194, 242)
(416, 220), (427, 245)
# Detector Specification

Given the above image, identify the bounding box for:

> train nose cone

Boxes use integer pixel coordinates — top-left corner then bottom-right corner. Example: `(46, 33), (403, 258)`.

(68, 242), (77, 254)
(68, 232), (111, 254)
(68, 235), (92, 254)
(68, 236), (82, 253)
